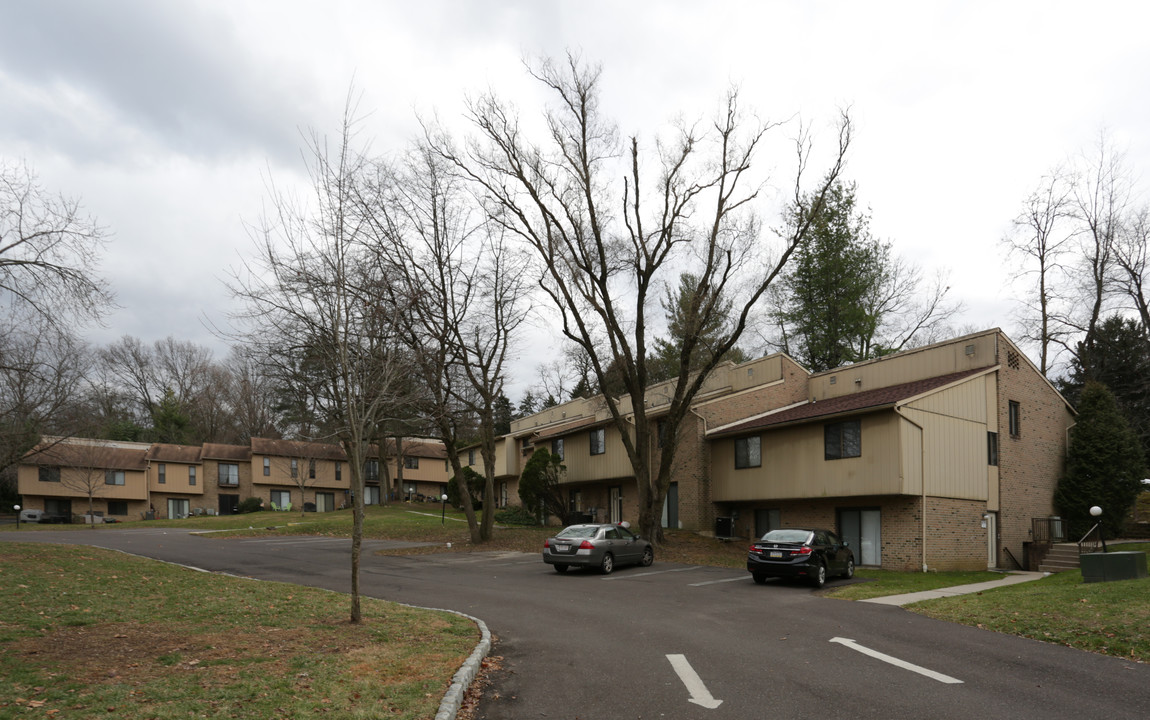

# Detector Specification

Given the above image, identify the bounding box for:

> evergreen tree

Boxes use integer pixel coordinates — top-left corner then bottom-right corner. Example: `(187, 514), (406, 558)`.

(1058, 314), (1150, 462)
(772, 179), (884, 371)
(151, 388), (191, 444)
(1054, 381), (1147, 538)
(650, 273), (749, 383)
(518, 448), (567, 522)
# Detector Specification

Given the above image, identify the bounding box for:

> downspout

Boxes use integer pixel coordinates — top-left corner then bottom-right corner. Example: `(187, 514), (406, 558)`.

(894, 405), (928, 572)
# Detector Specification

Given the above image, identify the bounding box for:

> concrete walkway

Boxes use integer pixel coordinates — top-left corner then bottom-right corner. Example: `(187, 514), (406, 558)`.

(860, 571), (1049, 606)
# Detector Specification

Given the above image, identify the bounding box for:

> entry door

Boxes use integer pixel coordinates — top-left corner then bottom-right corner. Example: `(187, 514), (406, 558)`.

(364, 486), (380, 506)
(661, 482), (679, 529)
(986, 512), (998, 569)
(316, 492), (335, 512)
(219, 494), (239, 516)
(840, 508), (881, 566)
(609, 487), (622, 524)
(167, 498), (189, 519)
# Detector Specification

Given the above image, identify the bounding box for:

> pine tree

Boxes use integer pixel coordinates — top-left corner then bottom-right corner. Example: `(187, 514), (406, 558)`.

(1054, 381), (1147, 538)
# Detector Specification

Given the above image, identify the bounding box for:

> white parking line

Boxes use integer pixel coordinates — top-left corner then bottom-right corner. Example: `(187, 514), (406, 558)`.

(688, 575), (748, 587)
(829, 637), (963, 684)
(601, 566), (700, 581)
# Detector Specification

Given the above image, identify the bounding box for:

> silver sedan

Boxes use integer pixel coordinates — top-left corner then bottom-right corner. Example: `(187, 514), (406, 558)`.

(543, 522), (654, 574)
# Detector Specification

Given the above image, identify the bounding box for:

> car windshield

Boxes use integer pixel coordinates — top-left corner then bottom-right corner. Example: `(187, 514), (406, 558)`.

(556, 526), (598, 539)
(759, 529), (812, 544)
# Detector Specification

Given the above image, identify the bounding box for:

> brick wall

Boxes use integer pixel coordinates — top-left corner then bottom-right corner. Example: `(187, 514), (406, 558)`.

(995, 340), (1073, 567)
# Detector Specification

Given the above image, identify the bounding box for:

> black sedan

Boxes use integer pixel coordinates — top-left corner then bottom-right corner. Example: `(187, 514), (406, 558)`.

(747, 528), (854, 588)
(543, 523), (654, 574)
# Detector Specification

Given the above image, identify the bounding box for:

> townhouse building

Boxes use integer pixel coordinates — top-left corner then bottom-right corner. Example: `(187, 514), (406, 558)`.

(489, 329), (1073, 572)
(18, 436), (449, 521)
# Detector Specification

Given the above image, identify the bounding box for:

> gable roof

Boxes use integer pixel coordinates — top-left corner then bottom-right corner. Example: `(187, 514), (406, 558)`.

(708, 368), (987, 438)
(201, 443), (251, 462)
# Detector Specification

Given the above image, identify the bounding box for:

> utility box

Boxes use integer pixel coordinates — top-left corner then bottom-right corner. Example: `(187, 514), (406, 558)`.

(1080, 551), (1149, 583)
(715, 516), (734, 538)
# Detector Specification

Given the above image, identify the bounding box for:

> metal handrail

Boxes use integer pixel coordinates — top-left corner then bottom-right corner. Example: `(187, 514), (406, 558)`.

(1077, 523), (1101, 555)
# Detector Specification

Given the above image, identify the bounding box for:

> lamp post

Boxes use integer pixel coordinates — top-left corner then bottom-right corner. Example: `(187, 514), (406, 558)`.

(441, 494), (448, 525)
(14, 504), (20, 530)
(1089, 505), (1108, 552)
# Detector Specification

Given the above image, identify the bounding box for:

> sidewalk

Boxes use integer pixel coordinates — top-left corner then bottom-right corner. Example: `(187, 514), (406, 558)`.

(860, 571), (1048, 607)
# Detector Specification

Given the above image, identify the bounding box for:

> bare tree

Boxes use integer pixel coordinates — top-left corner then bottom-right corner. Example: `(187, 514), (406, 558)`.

(1066, 134), (1130, 355)
(440, 55), (851, 542)
(1004, 170), (1076, 374)
(1114, 204), (1149, 334)
(367, 138), (528, 542)
(0, 159), (114, 328)
(224, 347), (283, 442)
(0, 313), (90, 471)
(229, 98), (408, 623)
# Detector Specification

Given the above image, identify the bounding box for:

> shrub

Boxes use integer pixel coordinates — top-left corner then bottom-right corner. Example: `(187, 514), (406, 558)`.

(495, 505), (540, 526)
(237, 497), (264, 514)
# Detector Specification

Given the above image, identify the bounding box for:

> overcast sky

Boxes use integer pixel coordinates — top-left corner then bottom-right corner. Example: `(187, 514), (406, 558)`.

(2, 1), (1148, 399)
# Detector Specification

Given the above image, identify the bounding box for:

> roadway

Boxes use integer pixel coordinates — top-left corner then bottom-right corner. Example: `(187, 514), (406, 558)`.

(3, 528), (1148, 719)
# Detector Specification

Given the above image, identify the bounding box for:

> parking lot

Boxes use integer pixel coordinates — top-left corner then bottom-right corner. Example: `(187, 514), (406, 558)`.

(3, 529), (1149, 719)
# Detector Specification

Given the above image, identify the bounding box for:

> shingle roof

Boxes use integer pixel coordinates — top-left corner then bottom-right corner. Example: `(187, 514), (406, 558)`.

(146, 443), (202, 464)
(709, 369), (987, 438)
(250, 438), (346, 461)
(201, 443), (252, 462)
(24, 443), (149, 471)
(532, 416), (604, 440)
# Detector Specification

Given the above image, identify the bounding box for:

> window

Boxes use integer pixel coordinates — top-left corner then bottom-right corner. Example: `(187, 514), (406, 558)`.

(824, 420), (862, 460)
(218, 463), (239, 486)
(657, 420), (668, 448)
(335, 462), (342, 481)
(38, 466), (61, 483)
(364, 460), (379, 483)
(263, 457), (270, 476)
(468, 449), (476, 466)
(1009, 401), (1021, 437)
(105, 470), (125, 486)
(158, 463), (166, 484)
(589, 428), (605, 455)
(271, 489), (291, 508)
(551, 438), (564, 461)
(188, 466), (197, 486)
(404, 456), (419, 470)
(308, 459), (316, 479)
(987, 431), (999, 466)
(107, 501), (128, 516)
(735, 436), (761, 468)
(291, 459), (298, 478)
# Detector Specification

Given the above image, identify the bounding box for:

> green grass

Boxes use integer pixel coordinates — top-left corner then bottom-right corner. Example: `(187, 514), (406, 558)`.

(909, 570), (1150, 661)
(0, 543), (476, 719)
(823, 569), (1004, 600)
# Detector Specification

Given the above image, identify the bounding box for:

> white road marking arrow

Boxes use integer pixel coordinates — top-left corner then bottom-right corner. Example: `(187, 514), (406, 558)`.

(666, 654), (723, 709)
(829, 637), (963, 684)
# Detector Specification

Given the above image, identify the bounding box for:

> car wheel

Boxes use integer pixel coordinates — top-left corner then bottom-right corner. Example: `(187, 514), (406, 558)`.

(554, 564), (569, 574)
(842, 558), (855, 579)
(600, 552), (614, 574)
(752, 573), (767, 585)
(640, 546), (654, 567)
(810, 562), (827, 589)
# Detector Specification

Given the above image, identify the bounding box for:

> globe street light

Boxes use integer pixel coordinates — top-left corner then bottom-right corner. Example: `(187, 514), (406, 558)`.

(1089, 505), (1108, 552)
(14, 504), (20, 530)
(441, 494), (449, 525)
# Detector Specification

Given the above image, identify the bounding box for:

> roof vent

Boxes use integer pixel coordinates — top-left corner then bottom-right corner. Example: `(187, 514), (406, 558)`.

(965, 344), (975, 356)
(829, 376), (837, 385)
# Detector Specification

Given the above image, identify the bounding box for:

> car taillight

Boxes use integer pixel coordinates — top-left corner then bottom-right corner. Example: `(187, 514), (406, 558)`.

(749, 545), (761, 553)
(544, 539), (550, 548)
(794, 546), (812, 555)
(579, 540), (595, 550)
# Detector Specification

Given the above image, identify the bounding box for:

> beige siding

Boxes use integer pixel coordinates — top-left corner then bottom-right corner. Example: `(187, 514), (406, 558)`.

(149, 462), (204, 496)
(900, 376), (993, 501)
(812, 331), (998, 401)
(559, 425), (635, 483)
(712, 413), (903, 501)
(899, 419), (923, 495)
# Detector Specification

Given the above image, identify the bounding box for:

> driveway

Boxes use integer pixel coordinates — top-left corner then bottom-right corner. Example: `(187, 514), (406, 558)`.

(3, 529), (1149, 719)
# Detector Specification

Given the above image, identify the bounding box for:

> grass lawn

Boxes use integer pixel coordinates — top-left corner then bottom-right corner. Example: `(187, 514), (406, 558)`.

(0, 543), (477, 719)
(823, 569), (1005, 600)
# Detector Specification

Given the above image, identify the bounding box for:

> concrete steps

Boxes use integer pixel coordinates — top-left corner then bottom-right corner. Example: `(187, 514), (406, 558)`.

(1039, 543), (1081, 573)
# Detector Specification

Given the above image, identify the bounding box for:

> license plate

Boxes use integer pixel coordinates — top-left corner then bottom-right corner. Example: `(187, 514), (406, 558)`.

(557, 544), (570, 552)
(769, 551), (783, 558)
